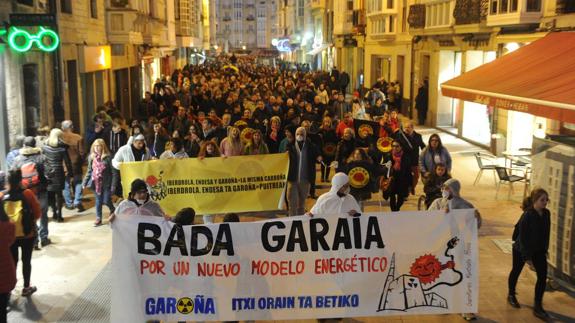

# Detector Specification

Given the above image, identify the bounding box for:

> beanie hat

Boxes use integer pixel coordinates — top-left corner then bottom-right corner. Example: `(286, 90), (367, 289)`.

(133, 134), (145, 141)
(443, 178), (461, 197)
(130, 179), (148, 193)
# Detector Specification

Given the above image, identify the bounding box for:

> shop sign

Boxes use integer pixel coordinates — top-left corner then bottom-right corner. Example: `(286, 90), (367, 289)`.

(9, 14), (56, 26)
(0, 26), (59, 53)
(81, 45), (112, 73)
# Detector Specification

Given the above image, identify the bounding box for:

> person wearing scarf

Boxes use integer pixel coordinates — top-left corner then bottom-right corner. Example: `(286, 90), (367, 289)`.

(286, 127), (322, 217)
(387, 140), (413, 211)
(83, 139), (115, 226)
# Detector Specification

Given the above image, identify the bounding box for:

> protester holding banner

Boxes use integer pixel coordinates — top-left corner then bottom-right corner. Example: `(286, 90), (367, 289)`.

(111, 179), (167, 222)
(286, 127), (321, 216)
(307, 172), (361, 217)
(243, 130), (269, 155)
(198, 141), (222, 223)
(508, 188), (550, 320)
(279, 125), (296, 153)
(385, 140), (413, 211)
(265, 116), (284, 154)
(220, 126), (244, 157)
(184, 125), (202, 158)
(318, 116), (338, 183)
(427, 178), (481, 320)
(428, 179), (481, 228)
(82, 139), (115, 227)
(111, 134), (151, 198)
(159, 139), (189, 160)
(335, 128), (357, 172)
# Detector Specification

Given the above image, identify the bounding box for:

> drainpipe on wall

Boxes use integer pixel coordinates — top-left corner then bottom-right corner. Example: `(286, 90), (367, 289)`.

(409, 36), (418, 119)
(49, 0), (64, 123)
(0, 48), (9, 170)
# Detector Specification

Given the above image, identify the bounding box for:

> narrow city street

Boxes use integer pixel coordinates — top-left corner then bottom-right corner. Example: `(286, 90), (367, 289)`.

(6, 126), (575, 323)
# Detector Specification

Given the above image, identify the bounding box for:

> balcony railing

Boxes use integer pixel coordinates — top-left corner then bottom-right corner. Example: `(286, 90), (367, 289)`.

(408, 4), (426, 29)
(454, 0), (489, 24)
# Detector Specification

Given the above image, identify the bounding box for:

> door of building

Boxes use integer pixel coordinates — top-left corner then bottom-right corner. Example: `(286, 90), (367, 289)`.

(115, 69), (130, 118)
(22, 64), (40, 136)
(66, 60), (80, 131)
(130, 66), (141, 119)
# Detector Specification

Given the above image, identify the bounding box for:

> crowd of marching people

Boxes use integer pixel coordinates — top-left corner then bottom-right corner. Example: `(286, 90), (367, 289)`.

(0, 55), (552, 322)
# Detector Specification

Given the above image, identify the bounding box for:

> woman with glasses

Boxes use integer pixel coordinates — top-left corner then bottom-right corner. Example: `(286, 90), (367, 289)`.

(419, 134), (452, 181)
(386, 141), (413, 211)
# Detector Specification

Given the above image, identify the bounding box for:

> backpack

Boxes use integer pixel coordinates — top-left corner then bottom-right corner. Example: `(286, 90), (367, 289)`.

(3, 192), (34, 238)
(21, 161), (40, 189)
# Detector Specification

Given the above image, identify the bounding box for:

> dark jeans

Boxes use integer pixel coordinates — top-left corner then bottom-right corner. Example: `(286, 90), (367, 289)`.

(48, 191), (64, 220)
(0, 292), (8, 323)
(94, 189), (115, 220)
(389, 193), (405, 211)
(111, 168), (123, 197)
(10, 237), (35, 288)
(417, 108), (427, 125)
(508, 248), (548, 304)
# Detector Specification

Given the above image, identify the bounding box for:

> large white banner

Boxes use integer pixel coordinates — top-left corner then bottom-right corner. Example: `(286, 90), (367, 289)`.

(111, 210), (478, 322)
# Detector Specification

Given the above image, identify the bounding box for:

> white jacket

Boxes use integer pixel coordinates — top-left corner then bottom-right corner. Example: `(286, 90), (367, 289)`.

(115, 198), (166, 218)
(310, 173), (361, 217)
(112, 140), (151, 170)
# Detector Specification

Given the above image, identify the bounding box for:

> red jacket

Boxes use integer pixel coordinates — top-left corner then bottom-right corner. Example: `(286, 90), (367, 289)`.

(0, 221), (16, 293)
(336, 120), (354, 138)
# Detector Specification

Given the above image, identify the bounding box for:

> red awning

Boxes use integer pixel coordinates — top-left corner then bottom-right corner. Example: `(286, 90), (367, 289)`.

(441, 32), (575, 123)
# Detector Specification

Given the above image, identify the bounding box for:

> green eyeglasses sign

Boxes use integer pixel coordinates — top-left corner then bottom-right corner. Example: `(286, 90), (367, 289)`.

(0, 26), (60, 53)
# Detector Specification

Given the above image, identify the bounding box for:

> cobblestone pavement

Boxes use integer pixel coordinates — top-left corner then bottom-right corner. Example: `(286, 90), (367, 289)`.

(7, 127), (575, 323)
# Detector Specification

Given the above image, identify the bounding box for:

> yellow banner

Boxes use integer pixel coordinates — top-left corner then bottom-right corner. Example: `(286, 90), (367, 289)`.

(119, 153), (289, 216)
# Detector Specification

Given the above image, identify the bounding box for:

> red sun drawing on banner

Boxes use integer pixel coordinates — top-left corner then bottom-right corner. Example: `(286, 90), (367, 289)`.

(146, 175), (158, 187)
(410, 254), (444, 284)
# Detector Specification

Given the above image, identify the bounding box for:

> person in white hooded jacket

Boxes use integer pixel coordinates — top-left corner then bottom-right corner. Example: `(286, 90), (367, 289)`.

(109, 179), (167, 222)
(111, 134), (151, 197)
(307, 172), (361, 217)
(428, 178), (480, 321)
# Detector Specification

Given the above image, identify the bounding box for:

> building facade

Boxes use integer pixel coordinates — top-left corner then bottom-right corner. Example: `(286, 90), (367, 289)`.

(0, 0), (57, 166)
(333, 0), (366, 92)
(211, 0), (279, 51)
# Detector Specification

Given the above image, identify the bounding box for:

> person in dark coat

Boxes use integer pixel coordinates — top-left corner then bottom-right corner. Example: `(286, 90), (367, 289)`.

(422, 163), (451, 209)
(147, 121), (170, 159)
(42, 129), (73, 222)
(184, 124), (202, 158)
(415, 79), (429, 125)
(334, 128), (357, 173)
(104, 120), (128, 157)
(508, 188), (551, 320)
(385, 140), (413, 211)
(339, 71), (350, 94)
(394, 121), (426, 194)
(286, 127), (322, 216)
(318, 116), (338, 183)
